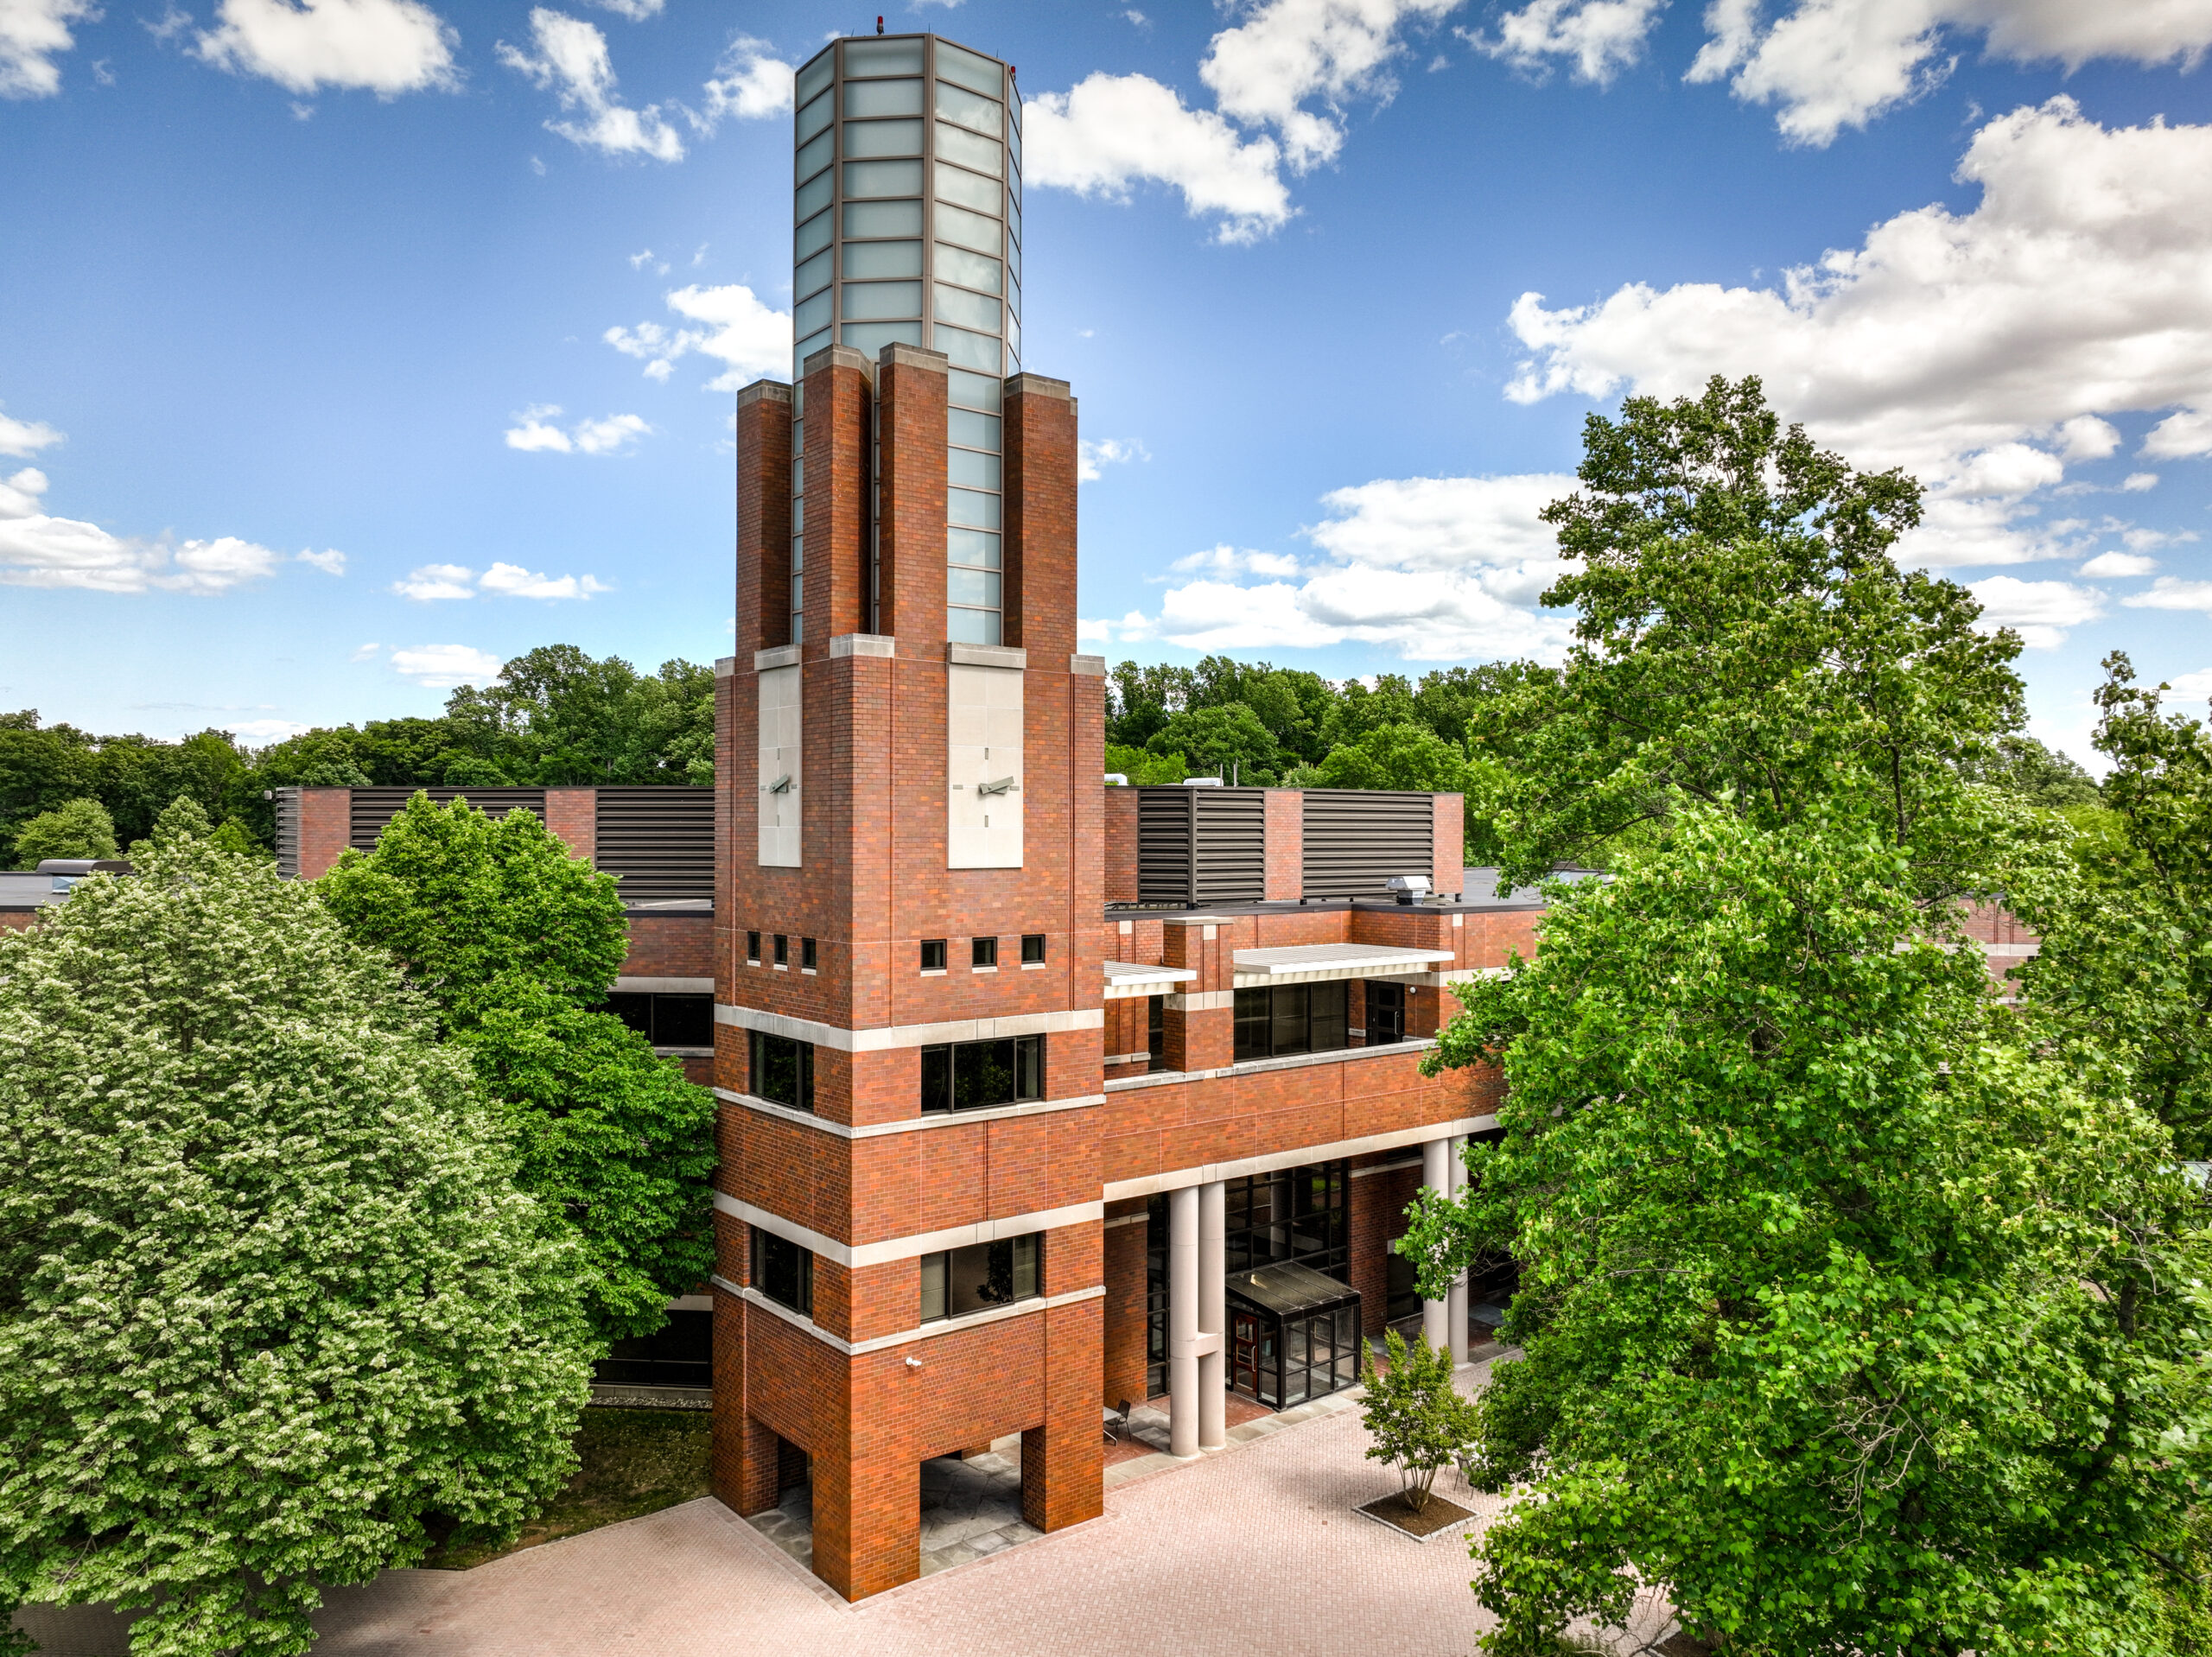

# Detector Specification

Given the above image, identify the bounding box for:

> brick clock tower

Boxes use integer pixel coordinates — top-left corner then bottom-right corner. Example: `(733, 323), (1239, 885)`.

(709, 30), (1108, 1600)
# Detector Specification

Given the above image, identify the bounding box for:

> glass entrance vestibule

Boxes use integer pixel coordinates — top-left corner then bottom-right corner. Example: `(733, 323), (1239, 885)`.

(1225, 1261), (1362, 1408)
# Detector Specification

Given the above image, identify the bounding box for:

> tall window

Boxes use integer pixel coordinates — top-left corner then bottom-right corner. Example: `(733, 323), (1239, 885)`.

(750, 1029), (816, 1112)
(604, 993), (713, 1048)
(1367, 981), (1406, 1046)
(1224, 1162), (1349, 1279)
(789, 383), (805, 642)
(946, 371), (1002, 644)
(752, 1227), (813, 1315)
(919, 1233), (1041, 1322)
(920, 1033), (1042, 1112)
(1233, 982), (1349, 1063)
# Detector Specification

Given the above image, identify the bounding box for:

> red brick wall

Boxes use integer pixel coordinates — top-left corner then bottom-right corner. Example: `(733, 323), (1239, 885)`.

(0, 909), (38, 932)
(622, 913), (713, 978)
(1003, 373), (1077, 661)
(1264, 789), (1303, 899)
(297, 787), (351, 879)
(543, 788), (595, 860)
(1103, 786), (1137, 902)
(1350, 1157), (1421, 1336)
(1430, 794), (1465, 896)
(737, 378), (793, 656)
(1102, 1207), (1150, 1407)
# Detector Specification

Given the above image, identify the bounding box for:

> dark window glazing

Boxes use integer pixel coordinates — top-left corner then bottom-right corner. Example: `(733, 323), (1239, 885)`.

(603, 993), (714, 1048)
(752, 1227), (813, 1315)
(750, 1029), (816, 1112)
(919, 1033), (1043, 1113)
(1020, 933), (1045, 964)
(773, 933), (790, 967)
(918, 1233), (1042, 1322)
(1233, 982), (1349, 1062)
(1367, 981), (1406, 1046)
(802, 936), (818, 971)
(747, 930), (761, 963)
(921, 937), (947, 972)
(1224, 1161), (1349, 1279)
(1147, 994), (1165, 1061)
(971, 935), (998, 968)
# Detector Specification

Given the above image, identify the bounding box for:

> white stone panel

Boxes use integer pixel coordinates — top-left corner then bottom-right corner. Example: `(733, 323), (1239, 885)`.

(757, 663), (802, 867)
(947, 662), (1022, 867)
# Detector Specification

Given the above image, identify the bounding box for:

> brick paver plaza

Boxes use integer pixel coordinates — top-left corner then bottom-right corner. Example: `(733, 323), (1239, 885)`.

(19, 1361), (1677, 1657)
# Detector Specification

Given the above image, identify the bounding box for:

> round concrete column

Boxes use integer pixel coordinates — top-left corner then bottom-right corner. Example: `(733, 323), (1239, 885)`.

(1168, 1184), (1199, 1457)
(1446, 1134), (1470, 1366)
(1198, 1180), (1226, 1450)
(1421, 1136), (1450, 1355)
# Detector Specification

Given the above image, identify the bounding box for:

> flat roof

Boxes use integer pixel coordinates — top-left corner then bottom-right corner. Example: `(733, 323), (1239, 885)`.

(1232, 943), (1456, 986)
(0, 872), (62, 911)
(1225, 1260), (1361, 1320)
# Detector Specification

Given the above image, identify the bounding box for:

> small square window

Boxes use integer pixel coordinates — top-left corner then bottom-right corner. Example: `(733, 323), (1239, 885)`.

(1020, 934), (1046, 964)
(747, 930), (761, 964)
(774, 934), (790, 967)
(921, 937), (948, 972)
(971, 936), (998, 968)
(801, 936), (818, 971)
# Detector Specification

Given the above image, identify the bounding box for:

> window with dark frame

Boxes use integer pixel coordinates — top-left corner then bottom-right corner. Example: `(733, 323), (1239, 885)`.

(971, 936), (998, 968)
(1147, 994), (1165, 1063)
(920, 937), (947, 972)
(1224, 1161), (1350, 1280)
(604, 993), (714, 1049)
(773, 934), (790, 967)
(751, 1226), (813, 1316)
(747, 930), (761, 963)
(918, 1233), (1042, 1322)
(1233, 981), (1350, 1063)
(1020, 933), (1045, 964)
(1367, 981), (1407, 1046)
(802, 936), (818, 971)
(749, 1028), (816, 1112)
(920, 1033), (1043, 1112)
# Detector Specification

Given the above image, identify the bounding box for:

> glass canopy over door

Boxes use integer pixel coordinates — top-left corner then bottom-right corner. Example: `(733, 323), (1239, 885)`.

(1224, 1260), (1363, 1408)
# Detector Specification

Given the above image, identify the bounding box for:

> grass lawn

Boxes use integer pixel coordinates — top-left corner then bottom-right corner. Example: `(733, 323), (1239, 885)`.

(427, 1407), (712, 1570)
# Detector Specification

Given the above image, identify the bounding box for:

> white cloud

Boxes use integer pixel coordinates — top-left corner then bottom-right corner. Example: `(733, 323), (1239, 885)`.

(1123, 471), (1581, 660)
(1, 0), (96, 98)
(696, 33), (791, 127)
(498, 7), (682, 162)
(2165, 667), (2212, 705)
(296, 546), (346, 574)
(0, 466), (48, 517)
(391, 643), (501, 688)
(0, 462), (295, 594)
(1967, 574), (2105, 649)
(2145, 406), (2212, 460)
(1027, 0), (1455, 242)
(0, 406), (63, 456)
(1026, 74), (1294, 244)
(350, 641), (380, 661)
(195, 0), (459, 96)
(2121, 472), (2160, 492)
(1078, 436), (1150, 481)
(392, 560), (608, 600)
(2080, 549), (2158, 578)
(391, 562), (476, 600)
(583, 0), (657, 17)
(502, 403), (651, 454)
(605, 283), (788, 390)
(1503, 101), (2212, 569)
(2125, 577), (2212, 616)
(1687, 0), (2212, 147)
(1471, 0), (1666, 85)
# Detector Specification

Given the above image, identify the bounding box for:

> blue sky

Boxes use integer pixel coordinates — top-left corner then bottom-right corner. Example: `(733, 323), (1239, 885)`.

(5, 0), (2212, 769)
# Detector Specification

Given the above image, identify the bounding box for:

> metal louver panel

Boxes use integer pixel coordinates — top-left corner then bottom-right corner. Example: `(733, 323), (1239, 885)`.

(271, 788), (301, 879)
(347, 788), (547, 852)
(1135, 787), (1265, 907)
(1300, 790), (1433, 898)
(594, 787), (715, 901)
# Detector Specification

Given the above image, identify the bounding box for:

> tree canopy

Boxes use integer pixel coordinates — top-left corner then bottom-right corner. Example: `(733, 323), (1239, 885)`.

(318, 794), (715, 1340)
(0, 801), (595, 1657)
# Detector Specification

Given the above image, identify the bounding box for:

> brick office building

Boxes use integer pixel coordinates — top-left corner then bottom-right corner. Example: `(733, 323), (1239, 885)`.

(704, 29), (1520, 1603)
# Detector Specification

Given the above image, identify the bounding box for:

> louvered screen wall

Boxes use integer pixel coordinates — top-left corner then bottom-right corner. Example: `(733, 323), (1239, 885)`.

(1300, 790), (1434, 898)
(594, 787), (715, 901)
(346, 788), (548, 852)
(271, 787), (301, 879)
(1135, 787), (1266, 907)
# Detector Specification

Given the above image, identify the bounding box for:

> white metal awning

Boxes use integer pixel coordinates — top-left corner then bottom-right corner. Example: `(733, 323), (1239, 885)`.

(1103, 961), (1200, 1000)
(1232, 943), (1457, 987)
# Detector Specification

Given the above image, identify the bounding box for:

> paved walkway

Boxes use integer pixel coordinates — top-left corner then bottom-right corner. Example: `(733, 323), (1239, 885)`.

(18, 1357), (1676, 1657)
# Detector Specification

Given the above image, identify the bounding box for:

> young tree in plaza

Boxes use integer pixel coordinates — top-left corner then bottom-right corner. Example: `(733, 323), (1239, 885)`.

(318, 792), (716, 1340)
(0, 802), (594, 1657)
(1400, 379), (2211, 1654)
(1359, 1330), (1482, 1515)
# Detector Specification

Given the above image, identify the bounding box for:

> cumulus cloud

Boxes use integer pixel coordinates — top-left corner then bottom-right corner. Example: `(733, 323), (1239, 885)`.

(1688, 0), (2212, 147)
(696, 33), (791, 126)
(1078, 436), (1149, 481)
(498, 7), (682, 161)
(1470, 0), (1666, 85)
(1109, 471), (1581, 661)
(2165, 667), (2212, 706)
(391, 644), (502, 688)
(2, 0), (97, 98)
(2080, 549), (2158, 578)
(0, 405), (64, 456)
(583, 0), (658, 17)
(2125, 577), (2212, 617)
(501, 403), (651, 454)
(1967, 574), (2105, 649)
(195, 0), (459, 96)
(605, 283), (788, 390)
(296, 546), (346, 574)
(1027, 0), (1457, 242)
(391, 561), (609, 600)
(0, 460), (317, 594)
(2145, 406), (2212, 460)
(1503, 100), (2212, 569)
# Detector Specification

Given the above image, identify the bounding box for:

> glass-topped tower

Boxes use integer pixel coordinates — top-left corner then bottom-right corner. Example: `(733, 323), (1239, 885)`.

(787, 33), (1022, 646)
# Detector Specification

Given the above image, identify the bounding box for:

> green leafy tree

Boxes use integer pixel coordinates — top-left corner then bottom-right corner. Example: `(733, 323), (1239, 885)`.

(0, 801), (594, 1657)
(9, 797), (118, 865)
(2020, 652), (2212, 1156)
(1958, 731), (2101, 809)
(317, 794), (715, 1338)
(1103, 742), (1186, 784)
(0, 712), (97, 869)
(1359, 1330), (1481, 1514)
(1310, 721), (1470, 792)
(1403, 809), (2205, 1656)
(1106, 660), (1192, 749)
(1146, 703), (1283, 784)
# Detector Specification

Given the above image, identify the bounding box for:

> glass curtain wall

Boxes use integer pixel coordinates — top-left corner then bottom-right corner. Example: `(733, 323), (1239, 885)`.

(789, 33), (1022, 646)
